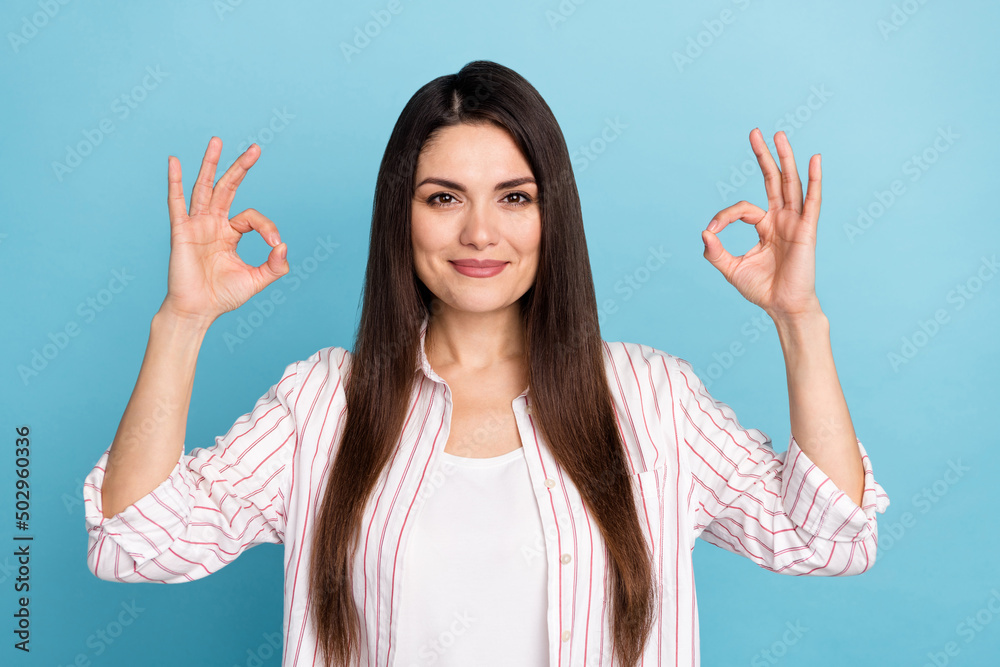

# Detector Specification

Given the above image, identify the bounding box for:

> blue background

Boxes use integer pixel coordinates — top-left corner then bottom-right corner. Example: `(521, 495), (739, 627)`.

(2, 0), (997, 665)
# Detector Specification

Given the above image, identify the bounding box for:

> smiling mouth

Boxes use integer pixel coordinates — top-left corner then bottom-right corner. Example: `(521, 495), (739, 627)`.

(449, 261), (508, 277)
(450, 259), (508, 268)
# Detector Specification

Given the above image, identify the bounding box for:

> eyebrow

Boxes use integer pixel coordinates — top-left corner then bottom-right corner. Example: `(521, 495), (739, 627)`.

(414, 176), (536, 191)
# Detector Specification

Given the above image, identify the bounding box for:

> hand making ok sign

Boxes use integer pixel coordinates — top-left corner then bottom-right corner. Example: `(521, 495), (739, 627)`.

(702, 129), (824, 323)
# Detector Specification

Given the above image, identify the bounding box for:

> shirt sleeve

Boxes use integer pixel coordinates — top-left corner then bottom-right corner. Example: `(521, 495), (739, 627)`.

(83, 358), (300, 583)
(664, 354), (890, 576)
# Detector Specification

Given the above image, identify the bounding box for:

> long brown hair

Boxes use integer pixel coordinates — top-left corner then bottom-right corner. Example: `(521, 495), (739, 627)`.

(309, 60), (657, 666)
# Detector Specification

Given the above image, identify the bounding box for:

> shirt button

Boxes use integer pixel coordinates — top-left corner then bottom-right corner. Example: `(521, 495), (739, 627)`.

(561, 630), (571, 642)
(544, 478), (556, 488)
(560, 553), (572, 564)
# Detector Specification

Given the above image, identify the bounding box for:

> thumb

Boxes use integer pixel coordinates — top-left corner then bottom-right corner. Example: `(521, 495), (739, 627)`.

(702, 230), (736, 282)
(258, 242), (289, 285)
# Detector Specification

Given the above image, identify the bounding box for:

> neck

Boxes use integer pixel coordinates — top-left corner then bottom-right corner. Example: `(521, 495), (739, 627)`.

(425, 300), (526, 372)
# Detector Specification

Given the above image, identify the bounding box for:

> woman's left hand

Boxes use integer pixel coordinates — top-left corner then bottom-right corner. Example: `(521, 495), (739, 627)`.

(702, 129), (823, 322)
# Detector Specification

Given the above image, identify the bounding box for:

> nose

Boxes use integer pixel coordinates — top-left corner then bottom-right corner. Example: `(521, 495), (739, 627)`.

(458, 199), (500, 250)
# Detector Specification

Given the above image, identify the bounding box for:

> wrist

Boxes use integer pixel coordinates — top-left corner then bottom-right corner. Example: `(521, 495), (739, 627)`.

(768, 298), (826, 336)
(773, 309), (830, 359)
(154, 300), (215, 336)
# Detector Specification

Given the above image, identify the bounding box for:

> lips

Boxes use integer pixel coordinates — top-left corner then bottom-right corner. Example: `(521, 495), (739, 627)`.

(450, 259), (508, 267)
(449, 259), (508, 278)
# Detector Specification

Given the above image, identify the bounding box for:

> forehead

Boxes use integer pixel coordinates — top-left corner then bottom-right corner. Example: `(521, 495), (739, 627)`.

(415, 122), (532, 178)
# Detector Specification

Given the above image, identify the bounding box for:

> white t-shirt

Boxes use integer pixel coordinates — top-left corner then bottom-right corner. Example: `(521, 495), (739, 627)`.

(395, 446), (549, 666)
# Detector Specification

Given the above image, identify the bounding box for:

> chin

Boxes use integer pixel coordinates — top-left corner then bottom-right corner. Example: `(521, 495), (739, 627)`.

(451, 301), (511, 314)
(438, 294), (520, 314)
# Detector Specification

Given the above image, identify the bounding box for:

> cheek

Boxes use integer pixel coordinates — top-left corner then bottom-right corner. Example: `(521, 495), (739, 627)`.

(411, 210), (450, 248)
(517, 219), (542, 257)
(410, 214), (433, 255)
(410, 217), (446, 279)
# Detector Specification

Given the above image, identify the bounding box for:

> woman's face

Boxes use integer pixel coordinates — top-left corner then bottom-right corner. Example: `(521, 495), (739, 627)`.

(411, 122), (541, 318)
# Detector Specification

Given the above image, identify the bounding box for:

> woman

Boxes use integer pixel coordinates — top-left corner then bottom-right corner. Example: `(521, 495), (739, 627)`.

(84, 60), (889, 666)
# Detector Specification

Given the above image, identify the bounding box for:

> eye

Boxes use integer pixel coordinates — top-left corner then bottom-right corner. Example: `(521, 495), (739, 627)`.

(502, 191), (533, 207)
(426, 192), (457, 207)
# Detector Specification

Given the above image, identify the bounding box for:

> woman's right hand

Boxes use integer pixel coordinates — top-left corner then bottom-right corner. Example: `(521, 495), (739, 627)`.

(160, 136), (289, 326)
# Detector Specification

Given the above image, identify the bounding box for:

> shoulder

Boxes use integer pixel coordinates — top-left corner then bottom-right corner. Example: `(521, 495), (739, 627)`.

(598, 339), (709, 404)
(598, 341), (719, 442)
(280, 346), (354, 392)
(599, 339), (697, 379)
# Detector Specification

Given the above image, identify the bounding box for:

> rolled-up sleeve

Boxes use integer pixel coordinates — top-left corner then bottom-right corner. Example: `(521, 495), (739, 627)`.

(84, 359), (300, 583)
(780, 434), (889, 544)
(665, 355), (890, 576)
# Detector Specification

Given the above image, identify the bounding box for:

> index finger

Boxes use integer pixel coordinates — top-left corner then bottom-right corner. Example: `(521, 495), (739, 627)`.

(802, 153), (822, 222)
(208, 143), (261, 217)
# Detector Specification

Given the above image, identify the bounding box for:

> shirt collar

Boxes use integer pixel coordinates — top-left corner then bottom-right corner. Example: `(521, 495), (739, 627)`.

(415, 313), (445, 384)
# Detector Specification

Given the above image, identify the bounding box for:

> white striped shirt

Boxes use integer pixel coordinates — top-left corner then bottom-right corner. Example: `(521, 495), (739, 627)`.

(84, 313), (890, 666)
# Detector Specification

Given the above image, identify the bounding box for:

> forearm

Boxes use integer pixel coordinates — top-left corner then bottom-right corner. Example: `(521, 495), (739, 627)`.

(774, 309), (865, 507)
(100, 306), (212, 518)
